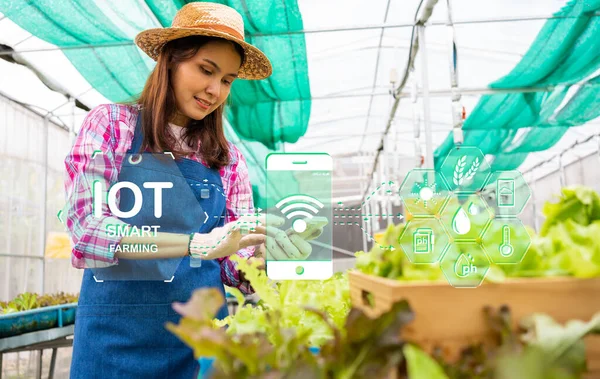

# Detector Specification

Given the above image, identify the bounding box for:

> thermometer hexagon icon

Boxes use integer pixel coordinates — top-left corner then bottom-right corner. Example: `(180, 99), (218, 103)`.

(499, 225), (514, 257)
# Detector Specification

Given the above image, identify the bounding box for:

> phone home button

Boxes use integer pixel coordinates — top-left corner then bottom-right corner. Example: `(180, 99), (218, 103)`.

(295, 266), (304, 275)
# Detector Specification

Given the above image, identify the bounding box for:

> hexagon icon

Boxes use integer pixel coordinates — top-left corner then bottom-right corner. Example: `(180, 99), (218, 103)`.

(439, 146), (491, 193)
(482, 170), (531, 217)
(399, 169), (451, 217)
(398, 217), (449, 264)
(440, 194), (493, 242)
(482, 217), (531, 264)
(440, 242), (490, 288)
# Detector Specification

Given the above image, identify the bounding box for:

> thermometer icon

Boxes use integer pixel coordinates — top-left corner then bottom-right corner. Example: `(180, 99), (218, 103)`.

(499, 225), (514, 257)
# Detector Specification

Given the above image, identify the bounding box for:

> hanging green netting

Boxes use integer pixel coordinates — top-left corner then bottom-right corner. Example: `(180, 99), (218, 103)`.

(491, 0), (600, 88)
(0, 0), (311, 150)
(552, 76), (600, 125)
(0, 0), (311, 206)
(434, 0), (600, 171)
(0, 0), (150, 101)
(490, 126), (569, 170)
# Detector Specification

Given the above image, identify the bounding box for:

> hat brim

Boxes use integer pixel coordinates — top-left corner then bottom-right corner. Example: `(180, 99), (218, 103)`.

(135, 27), (272, 80)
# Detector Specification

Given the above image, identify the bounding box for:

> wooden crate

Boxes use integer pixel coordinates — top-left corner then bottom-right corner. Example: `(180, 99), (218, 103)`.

(349, 270), (600, 372)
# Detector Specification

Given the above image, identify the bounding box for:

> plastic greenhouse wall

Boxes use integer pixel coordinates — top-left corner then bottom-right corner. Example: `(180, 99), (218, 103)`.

(0, 95), (83, 302)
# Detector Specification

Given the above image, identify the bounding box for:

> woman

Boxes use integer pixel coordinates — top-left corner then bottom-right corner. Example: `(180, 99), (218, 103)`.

(64, 3), (306, 378)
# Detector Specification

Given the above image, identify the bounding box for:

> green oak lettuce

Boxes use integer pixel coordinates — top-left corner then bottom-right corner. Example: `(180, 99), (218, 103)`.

(358, 186), (600, 281)
(215, 256), (351, 347)
(167, 287), (414, 379)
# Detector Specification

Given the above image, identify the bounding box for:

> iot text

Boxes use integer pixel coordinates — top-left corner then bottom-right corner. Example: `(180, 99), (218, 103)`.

(93, 181), (174, 218)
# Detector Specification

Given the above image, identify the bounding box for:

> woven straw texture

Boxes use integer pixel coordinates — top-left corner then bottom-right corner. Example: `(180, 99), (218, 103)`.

(135, 2), (272, 80)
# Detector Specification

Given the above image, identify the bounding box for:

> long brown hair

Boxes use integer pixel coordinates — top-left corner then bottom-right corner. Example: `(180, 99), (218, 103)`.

(135, 36), (244, 169)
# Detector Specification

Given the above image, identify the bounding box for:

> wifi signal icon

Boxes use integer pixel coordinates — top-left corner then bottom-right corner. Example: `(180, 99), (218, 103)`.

(276, 195), (324, 233)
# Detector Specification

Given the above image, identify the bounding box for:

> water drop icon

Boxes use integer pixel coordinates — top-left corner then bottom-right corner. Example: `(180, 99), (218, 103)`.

(452, 207), (471, 235)
(455, 254), (470, 277)
(455, 253), (475, 277)
(468, 202), (479, 215)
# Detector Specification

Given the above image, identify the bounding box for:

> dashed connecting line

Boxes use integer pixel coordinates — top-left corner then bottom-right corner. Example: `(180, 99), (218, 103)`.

(360, 180), (397, 203)
(333, 213), (404, 223)
(190, 206), (263, 253)
(190, 181), (402, 253)
(333, 180), (400, 251)
(190, 219), (262, 253)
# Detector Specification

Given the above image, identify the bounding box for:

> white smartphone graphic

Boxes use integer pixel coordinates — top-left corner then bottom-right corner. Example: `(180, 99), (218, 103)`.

(265, 153), (333, 280)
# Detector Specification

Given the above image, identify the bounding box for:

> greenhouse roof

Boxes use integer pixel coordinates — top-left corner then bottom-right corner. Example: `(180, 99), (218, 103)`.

(1, 0), (600, 203)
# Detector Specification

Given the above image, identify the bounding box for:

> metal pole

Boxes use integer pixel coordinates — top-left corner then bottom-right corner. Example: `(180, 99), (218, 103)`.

(558, 154), (566, 188)
(411, 69), (421, 167)
(529, 172), (539, 233)
(48, 348), (57, 379)
(446, 0), (464, 145)
(377, 152), (385, 230)
(41, 116), (49, 294)
(360, 152), (368, 253)
(360, 0), (440, 201)
(70, 96), (77, 144)
(0, 14), (591, 54)
(365, 201), (372, 250)
(36, 350), (42, 379)
(358, 0), (392, 151)
(23, 221), (32, 293)
(373, 153), (381, 233)
(5, 108), (16, 301)
(418, 25), (434, 169)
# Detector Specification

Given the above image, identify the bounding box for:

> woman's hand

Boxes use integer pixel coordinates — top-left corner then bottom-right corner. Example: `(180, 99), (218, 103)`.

(264, 223), (323, 261)
(189, 215), (268, 260)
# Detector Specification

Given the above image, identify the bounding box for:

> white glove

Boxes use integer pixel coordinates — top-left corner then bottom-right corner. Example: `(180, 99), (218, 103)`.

(266, 229), (313, 261)
(264, 218), (324, 261)
(188, 215), (268, 260)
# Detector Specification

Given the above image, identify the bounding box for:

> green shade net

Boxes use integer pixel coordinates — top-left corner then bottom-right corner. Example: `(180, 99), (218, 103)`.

(434, 0), (600, 171)
(0, 0), (310, 204)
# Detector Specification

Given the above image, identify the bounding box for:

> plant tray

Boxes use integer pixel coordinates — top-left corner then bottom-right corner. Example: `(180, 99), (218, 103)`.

(0, 303), (77, 339)
(348, 270), (600, 373)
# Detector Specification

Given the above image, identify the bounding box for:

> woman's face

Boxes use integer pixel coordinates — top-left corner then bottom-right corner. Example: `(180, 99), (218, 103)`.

(170, 40), (242, 122)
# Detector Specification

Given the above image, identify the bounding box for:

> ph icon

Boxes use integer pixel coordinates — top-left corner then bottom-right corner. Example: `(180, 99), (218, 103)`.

(455, 253), (477, 277)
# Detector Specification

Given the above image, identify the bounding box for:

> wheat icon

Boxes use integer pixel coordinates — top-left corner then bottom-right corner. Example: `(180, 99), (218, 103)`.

(453, 156), (481, 186)
(453, 156), (467, 186)
(465, 157), (480, 181)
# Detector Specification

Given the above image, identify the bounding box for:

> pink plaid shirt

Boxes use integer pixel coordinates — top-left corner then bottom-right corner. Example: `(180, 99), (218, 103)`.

(64, 104), (255, 294)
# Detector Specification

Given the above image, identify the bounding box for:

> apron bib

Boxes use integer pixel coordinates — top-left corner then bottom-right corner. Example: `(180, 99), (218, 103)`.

(70, 113), (229, 379)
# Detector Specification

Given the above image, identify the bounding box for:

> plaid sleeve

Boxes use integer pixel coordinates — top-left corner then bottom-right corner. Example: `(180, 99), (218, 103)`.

(218, 144), (257, 294)
(63, 104), (133, 269)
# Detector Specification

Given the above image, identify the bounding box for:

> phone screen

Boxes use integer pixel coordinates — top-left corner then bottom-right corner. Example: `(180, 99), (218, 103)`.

(265, 153), (333, 280)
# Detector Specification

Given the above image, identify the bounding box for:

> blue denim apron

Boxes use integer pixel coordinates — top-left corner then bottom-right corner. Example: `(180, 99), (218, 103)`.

(70, 113), (229, 379)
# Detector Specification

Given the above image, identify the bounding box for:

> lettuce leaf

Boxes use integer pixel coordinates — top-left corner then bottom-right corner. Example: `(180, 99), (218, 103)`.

(222, 256), (351, 347)
(541, 186), (600, 236)
(404, 344), (449, 379)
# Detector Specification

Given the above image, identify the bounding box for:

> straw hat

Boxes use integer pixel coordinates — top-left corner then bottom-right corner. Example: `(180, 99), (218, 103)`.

(135, 2), (272, 80)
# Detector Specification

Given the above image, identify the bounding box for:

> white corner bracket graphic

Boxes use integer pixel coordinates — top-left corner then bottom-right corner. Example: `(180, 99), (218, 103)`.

(164, 276), (175, 283)
(92, 276), (104, 283)
(203, 211), (209, 224)
(164, 152), (175, 159)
